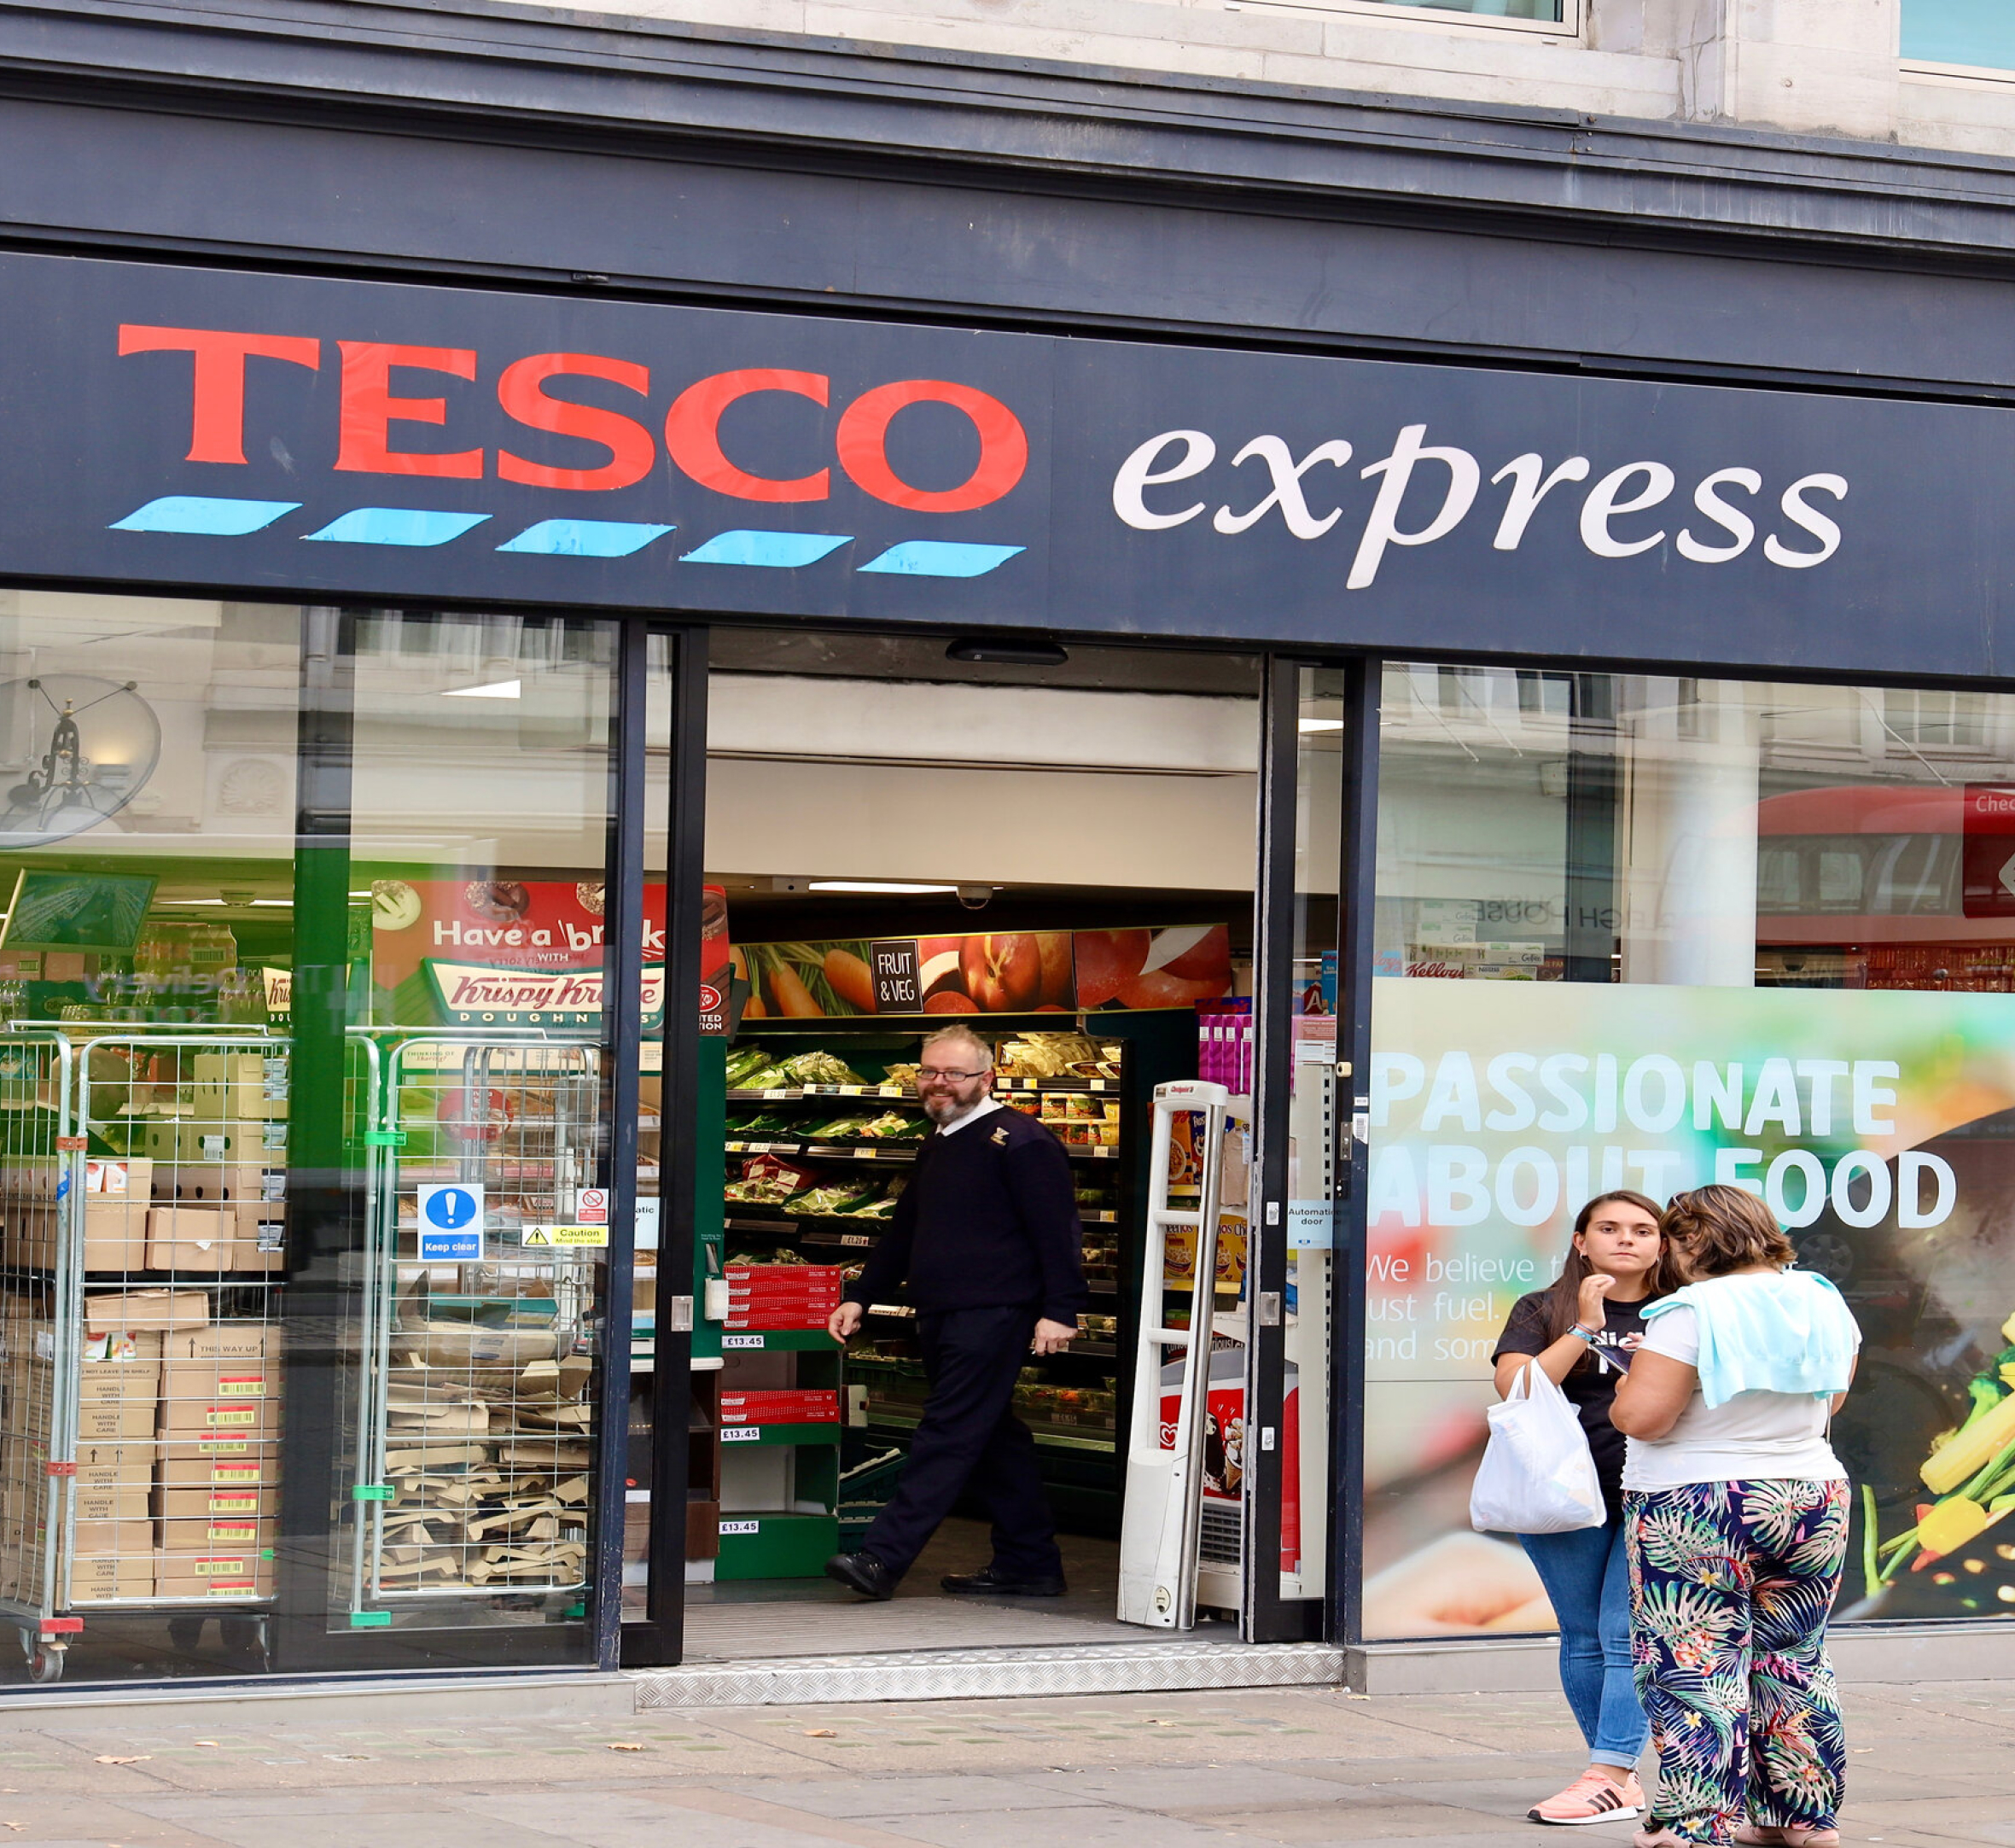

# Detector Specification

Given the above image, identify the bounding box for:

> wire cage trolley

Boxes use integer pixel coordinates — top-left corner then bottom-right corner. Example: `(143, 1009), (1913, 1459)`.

(0, 1028), (288, 1682)
(346, 1032), (603, 1625)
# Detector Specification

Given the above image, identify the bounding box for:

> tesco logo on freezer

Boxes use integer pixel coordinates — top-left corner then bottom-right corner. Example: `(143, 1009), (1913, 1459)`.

(117, 325), (1029, 511)
(1113, 425), (1848, 582)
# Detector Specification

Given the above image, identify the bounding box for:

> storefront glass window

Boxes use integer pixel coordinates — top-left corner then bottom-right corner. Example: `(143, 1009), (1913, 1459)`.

(0, 593), (621, 1685)
(1902, 1), (2015, 72)
(341, 611), (619, 1649)
(1365, 666), (2015, 1635)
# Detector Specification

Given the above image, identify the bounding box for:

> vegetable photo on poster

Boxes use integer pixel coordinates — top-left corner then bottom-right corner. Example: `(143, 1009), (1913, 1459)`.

(731, 924), (1233, 1017)
(1359, 979), (2015, 1638)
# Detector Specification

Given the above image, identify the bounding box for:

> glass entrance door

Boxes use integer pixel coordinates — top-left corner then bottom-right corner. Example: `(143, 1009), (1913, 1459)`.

(1238, 661), (1354, 1642)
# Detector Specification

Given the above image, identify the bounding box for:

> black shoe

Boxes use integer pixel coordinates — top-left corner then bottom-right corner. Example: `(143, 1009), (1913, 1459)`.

(824, 1552), (898, 1600)
(941, 1565), (1068, 1597)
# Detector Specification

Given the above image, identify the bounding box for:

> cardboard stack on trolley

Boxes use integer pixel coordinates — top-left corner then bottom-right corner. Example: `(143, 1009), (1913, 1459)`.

(0, 1032), (286, 1680)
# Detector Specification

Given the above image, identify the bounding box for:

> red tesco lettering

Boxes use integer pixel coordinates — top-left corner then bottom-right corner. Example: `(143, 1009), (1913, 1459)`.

(118, 324), (1027, 512)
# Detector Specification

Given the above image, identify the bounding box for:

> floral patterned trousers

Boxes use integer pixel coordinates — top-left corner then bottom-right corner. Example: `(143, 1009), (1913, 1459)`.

(1624, 1479), (1850, 1846)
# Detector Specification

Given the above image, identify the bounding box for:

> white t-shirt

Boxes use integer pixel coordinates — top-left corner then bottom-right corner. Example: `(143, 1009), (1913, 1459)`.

(1620, 1302), (1849, 1491)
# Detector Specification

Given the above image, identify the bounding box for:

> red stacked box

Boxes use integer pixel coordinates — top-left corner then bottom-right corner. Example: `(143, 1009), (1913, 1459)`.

(722, 1264), (845, 1329)
(718, 1389), (841, 1425)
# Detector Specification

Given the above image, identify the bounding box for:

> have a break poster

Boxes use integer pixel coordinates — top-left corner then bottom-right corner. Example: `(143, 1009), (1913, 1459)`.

(365, 877), (730, 1033)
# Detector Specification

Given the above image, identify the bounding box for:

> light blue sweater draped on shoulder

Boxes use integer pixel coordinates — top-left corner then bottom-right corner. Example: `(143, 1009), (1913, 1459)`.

(1639, 1269), (1861, 1409)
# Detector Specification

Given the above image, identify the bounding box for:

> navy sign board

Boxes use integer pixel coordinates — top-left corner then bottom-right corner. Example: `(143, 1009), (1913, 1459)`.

(9, 249), (2015, 677)
(417, 1183), (485, 1262)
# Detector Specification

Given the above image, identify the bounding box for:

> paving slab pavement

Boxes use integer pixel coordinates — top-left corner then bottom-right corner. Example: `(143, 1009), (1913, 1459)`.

(0, 1679), (2000, 1845)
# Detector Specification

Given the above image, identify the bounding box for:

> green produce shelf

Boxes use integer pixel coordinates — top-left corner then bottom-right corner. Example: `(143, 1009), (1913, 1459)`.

(718, 1421), (842, 1448)
(718, 1327), (844, 1351)
(714, 1512), (841, 1580)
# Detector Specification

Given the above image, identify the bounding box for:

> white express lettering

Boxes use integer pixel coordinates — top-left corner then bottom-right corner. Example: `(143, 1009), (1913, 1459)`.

(1213, 435), (1352, 538)
(1491, 452), (1590, 550)
(1676, 467), (1762, 564)
(1580, 461), (1675, 559)
(1111, 430), (1849, 578)
(1763, 472), (1848, 568)
(1348, 423), (1480, 589)
(1111, 429), (1216, 530)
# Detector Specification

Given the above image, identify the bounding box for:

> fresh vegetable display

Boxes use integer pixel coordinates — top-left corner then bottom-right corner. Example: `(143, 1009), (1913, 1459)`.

(723, 1045), (773, 1086)
(1869, 1309), (2015, 1591)
(723, 1046), (868, 1091)
(786, 1181), (881, 1217)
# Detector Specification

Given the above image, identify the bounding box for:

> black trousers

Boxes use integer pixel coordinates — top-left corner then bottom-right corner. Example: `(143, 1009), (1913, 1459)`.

(858, 1303), (1063, 1582)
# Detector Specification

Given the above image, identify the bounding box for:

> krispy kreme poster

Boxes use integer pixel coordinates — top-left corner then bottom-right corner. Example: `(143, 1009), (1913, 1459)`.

(1361, 977), (2015, 1637)
(365, 877), (730, 1032)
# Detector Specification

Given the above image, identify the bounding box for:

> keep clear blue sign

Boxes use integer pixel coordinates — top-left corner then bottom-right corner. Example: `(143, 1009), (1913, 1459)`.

(417, 1183), (485, 1262)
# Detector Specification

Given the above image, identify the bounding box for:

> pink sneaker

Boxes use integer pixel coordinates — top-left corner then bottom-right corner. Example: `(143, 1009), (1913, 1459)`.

(1528, 1768), (1645, 1825)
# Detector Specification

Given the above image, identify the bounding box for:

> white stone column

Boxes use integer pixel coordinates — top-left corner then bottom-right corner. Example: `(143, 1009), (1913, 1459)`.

(1594, 0), (1901, 140)
(1619, 678), (1760, 988)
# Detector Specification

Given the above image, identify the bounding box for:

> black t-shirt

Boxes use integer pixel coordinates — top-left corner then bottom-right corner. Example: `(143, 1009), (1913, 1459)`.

(1492, 1289), (1650, 1520)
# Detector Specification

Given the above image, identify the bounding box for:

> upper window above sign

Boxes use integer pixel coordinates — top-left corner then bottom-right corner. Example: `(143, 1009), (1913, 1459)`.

(1903, 0), (2015, 73)
(1342, 0), (1567, 23)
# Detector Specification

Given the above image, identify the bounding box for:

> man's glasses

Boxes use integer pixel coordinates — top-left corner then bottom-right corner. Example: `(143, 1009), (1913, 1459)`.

(917, 1067), (992, 1085)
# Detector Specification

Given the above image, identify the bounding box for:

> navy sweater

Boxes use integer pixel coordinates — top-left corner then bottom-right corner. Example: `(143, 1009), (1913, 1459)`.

(843, 1104), (1088, 1324)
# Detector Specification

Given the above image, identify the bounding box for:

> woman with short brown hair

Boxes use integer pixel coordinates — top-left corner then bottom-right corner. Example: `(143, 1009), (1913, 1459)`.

(1610, 1185), (1861, 1848)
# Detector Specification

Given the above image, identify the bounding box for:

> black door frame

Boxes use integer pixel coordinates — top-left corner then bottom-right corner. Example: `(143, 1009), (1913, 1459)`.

(1243, 649), (1380, 1648)
(1329, 654), (1380, 1650)
(619, 621), (709, 1669)
(609, 628), (1379, 1664)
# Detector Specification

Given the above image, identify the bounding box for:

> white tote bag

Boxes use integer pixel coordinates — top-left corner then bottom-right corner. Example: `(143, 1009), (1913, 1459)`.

(1469, 1362), (1606, 1535)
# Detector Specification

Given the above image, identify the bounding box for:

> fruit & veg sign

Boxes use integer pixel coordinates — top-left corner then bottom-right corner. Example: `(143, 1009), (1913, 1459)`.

(733, 924), (1233, 1017)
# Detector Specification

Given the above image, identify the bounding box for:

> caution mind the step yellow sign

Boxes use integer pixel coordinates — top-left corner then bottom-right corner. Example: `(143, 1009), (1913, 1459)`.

(520, 1224), (609, 1248)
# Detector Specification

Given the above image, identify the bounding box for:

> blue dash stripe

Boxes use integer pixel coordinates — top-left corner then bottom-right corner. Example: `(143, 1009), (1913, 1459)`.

(111, 496), (301, 536)
(857, 541), (1024, 578)
(497, 519), (673, 558)
(304, 508), (491, 546)
(679, 530), (852, 568)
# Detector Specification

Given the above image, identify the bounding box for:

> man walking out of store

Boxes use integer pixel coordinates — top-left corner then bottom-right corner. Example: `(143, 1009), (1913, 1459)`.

(824, 1024), (1086, 1600)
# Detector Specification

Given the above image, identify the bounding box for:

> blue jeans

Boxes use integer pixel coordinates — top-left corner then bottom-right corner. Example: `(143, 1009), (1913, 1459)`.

(1521, 1517), (1650, 1769)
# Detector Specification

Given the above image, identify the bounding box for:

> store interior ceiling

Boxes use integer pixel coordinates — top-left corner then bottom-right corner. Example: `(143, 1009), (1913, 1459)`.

(704, 627), (1266, 933)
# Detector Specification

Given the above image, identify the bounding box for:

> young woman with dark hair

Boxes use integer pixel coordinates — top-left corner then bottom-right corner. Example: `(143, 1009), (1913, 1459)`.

(1610, 1185), (1862, 1848)
(1493, 1190), (1672, 1827)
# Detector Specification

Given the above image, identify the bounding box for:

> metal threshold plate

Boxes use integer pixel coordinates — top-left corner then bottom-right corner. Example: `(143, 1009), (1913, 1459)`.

(632, 1640), (1344, 1707)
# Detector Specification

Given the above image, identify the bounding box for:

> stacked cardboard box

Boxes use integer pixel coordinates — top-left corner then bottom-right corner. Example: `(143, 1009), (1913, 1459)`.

(135, 1052), (288, 1275)
(0, 1288), (55, 1600)
(54, 1329), (161, 1598)
(155, 1322), (281, 1596)
(0, 1291), (286, 1606)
